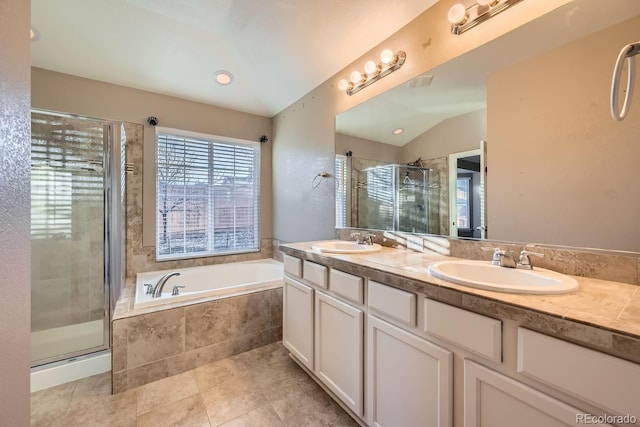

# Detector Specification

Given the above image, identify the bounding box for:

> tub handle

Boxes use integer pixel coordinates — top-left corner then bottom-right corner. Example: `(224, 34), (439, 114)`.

(172, 285), (186, 296)
(144, 284), (154, 294)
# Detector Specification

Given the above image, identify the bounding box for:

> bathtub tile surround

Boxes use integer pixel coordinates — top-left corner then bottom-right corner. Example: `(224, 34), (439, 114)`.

(112, 288), (282, 393)
(124, 124), (273, 277)
(272, 238), (287, 262)
(32, 343), (357, 427)
(109, 122), (281, 394)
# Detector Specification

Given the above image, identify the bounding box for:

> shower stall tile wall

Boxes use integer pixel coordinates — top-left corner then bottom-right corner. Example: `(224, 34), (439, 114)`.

(111, 287), (282, 393)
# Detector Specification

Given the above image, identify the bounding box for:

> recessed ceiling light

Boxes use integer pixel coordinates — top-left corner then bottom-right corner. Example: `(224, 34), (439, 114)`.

(214, 70), (233, 85)
(392, 128), (404, 135)
(30, 26), (40, 41)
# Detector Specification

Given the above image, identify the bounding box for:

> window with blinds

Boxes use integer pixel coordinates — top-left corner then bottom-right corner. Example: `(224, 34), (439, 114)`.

(335, 155), (347, 228)
(156, 130), (260, 260)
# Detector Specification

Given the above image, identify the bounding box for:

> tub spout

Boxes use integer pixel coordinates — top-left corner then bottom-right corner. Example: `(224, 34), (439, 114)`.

(152, 272), (181, 298)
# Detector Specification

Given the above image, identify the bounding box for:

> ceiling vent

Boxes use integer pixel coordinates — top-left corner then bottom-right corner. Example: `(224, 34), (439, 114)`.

(406, 74), (434, 89)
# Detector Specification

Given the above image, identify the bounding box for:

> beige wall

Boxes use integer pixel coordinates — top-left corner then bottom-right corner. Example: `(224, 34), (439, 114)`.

(487, 16), (640, 251)
(335, 133), (402, 163)
(0, 0), (31, 423)
(272, 0), (570, 243)
(400, 109), (486, 162)
(31, 68), (274, 253)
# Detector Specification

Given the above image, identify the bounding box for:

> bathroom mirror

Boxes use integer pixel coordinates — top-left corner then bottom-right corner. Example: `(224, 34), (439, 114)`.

(335, 0), (640, 252)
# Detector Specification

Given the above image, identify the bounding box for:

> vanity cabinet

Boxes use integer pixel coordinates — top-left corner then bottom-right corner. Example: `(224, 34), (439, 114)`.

(283, 277), (314, 370)
(315, 291), (364, 416)
(281, 251), (639, 427)
(464, 360), (612, 427)
(367, 314), (452, 427)
(517, 328), (640, 420)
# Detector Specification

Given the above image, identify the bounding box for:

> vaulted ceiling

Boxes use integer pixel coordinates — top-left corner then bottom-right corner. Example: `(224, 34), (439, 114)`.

(31, 0), (438, 117)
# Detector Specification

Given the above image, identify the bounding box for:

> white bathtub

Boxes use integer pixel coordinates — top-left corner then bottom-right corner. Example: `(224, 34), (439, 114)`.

(134, 259), (283, 310)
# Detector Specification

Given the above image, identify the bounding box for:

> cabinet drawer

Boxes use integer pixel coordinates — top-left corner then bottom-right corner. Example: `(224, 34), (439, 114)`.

(329, 269), (363, 304)
(283, 254), (302, 278)
(424, 299), (502, 363)
(368, 281), (416, 326)
(517, 328), (640, 419)
(303, 260), (328, 288)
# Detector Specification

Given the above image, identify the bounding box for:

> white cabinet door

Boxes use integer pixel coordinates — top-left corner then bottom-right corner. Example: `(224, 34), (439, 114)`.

(315, 291), (364, 416)
(367, 315), (452, 427)
(464, 360), (613, 427)
(283, 277), (314, 370)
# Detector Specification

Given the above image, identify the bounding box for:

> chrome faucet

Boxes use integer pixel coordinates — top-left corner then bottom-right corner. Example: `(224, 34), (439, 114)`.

(482, 247), (545, 269)
(482, 247), (517, 268)
(494, 250), (517, 268)
(517, 250), (544, 270)
(152, 272), (181, 298)
(350, 232), (376, 245)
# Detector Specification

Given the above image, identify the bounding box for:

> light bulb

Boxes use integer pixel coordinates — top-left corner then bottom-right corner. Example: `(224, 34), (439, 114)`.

(214, 70), (233, 85)
(349, 71), (362, 84)
(447, 3), (467, 25)
(380, 49), (394, 64)
(364, 60), (378, 75)
(30, 26), (40, 41)
(337, 79), (350, 91)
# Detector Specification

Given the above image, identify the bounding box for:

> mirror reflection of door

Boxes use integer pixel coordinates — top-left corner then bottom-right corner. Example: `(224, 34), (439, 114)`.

(449, 147), (486, 239)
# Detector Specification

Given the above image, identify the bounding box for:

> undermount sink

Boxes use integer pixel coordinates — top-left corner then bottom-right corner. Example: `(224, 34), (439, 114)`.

(311, 241), (382, 254)
(428, 260), (579, 294)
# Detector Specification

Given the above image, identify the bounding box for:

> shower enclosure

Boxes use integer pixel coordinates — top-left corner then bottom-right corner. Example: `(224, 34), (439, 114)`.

(356, 164), (431, 233)
(30, 111), (125, 367)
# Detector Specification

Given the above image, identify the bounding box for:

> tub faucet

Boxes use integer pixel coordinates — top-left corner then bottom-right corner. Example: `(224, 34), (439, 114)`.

(152, 272), (181, 298)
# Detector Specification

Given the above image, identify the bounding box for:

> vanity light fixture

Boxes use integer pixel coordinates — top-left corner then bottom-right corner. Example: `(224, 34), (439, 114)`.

(448, 0), (524, 35)
(338, 49), (407, 96)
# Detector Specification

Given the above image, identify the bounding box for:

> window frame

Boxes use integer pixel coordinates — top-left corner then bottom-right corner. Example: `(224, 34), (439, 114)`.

(456, 174), (473, 232)
(154, 127), (261, 261)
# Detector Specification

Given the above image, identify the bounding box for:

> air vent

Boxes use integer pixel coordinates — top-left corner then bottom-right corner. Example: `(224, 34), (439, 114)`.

(406, 74), (434, 89)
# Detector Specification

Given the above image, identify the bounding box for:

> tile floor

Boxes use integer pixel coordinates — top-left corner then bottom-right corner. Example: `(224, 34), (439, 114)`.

(31, 342), (359, 427)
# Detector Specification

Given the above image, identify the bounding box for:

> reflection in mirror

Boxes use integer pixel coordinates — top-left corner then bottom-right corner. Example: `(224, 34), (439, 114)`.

(335, 0), (640, 252)
(353, 163), (434, 234)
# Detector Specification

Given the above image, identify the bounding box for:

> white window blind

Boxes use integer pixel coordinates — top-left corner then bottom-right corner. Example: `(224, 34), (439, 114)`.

(335, 155), (347, 228)
(156, 130), (260, 260)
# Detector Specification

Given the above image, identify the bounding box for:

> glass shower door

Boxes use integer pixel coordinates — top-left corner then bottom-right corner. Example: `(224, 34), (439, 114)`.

(30, 112), (110, 366)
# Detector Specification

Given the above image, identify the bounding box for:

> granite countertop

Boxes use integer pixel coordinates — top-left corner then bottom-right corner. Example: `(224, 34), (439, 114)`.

(280, 241), (640, 364)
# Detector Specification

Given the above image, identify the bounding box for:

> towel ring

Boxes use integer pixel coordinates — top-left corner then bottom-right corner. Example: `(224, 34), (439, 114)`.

(611, 42), (640, 121)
